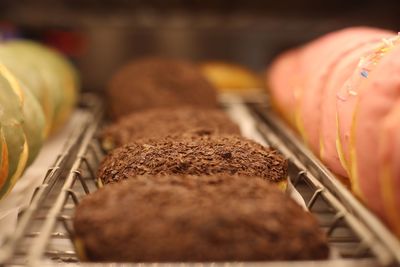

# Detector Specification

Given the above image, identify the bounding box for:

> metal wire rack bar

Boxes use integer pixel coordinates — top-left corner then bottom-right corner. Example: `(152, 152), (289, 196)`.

(27, 120), (101, 265)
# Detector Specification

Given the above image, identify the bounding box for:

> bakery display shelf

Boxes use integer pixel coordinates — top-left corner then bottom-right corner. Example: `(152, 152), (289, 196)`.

(0, 94), (396, 267)
(247, 101), (400, 267)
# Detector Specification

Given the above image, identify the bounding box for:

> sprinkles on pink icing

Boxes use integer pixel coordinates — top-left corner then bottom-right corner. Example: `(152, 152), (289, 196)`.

(336, 34), (400, 102)
(360, 69), (369, 78)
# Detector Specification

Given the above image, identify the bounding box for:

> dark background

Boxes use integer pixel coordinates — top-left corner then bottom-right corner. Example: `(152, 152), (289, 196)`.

(1, 0), (399, 91)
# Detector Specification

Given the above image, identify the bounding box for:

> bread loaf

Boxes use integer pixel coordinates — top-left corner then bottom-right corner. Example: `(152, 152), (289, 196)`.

(0, 68), (31, 198)
(1, 41), (79, 135)
(0, 40), (79, 199)
(267, 27), (400, 237)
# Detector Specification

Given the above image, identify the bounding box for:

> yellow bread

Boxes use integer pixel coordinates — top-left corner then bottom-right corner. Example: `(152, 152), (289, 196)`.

(200, 61), (263, 91)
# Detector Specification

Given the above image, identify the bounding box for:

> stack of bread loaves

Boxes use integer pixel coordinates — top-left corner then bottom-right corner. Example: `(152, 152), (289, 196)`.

(73, 57), (330, 262)
(0, 40), (79, 200)
(267, 27), (400, 237)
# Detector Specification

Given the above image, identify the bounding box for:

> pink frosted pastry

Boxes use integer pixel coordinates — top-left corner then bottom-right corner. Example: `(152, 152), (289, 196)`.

(294, 28), (358, 142)
(336, 36), (399, 178)
(297, 27), (393, 153)
(379, 102), (400, 237)
(350, 43), (400, 221)
(267, 27), (400, 237)
(336, 35), (400, 184)
(320, 31), (394, 177)
(267, 49), (300, 125)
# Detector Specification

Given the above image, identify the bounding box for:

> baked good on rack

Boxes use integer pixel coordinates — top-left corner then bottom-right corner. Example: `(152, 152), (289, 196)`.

(0, 65), (46, 166)
(0, 40), (79, 136)
(347, 43), (400, 235)
(0, 40), (79, 200)
(199, 61), (263, 92)
(100, 106), (241, 150)
(379, 102), (400, 237)
(107, 57), (218, 119)
(97, 135), (288, 188)
(267, 48), (301, 125)
(266, 26), (400, 237)
(320, 36), (393, 179)
(0, 67), (35, 198)
(297, 28), (392, 171)
(268, 27), (393, 157)
(73, 174), (329, 262)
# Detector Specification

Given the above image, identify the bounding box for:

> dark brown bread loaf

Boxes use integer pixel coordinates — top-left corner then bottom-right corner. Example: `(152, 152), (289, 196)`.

(74, 174), (330, 262)
(100, 106), (241, 150)
(97, 135), (288, 185)
(107, 58), (218, 119)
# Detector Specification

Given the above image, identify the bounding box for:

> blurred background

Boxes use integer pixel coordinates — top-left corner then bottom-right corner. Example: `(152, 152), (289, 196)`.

(0, 0), (399, 91)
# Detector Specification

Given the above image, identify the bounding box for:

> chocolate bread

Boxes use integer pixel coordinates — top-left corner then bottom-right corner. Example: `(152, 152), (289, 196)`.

(97, 135), (288, 185)
(74, 174), (330, 262)
(107, 58), (218, 118)
(100, 106), (241, 150)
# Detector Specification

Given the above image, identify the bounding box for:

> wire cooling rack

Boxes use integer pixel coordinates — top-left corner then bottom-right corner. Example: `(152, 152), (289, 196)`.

(0, 95), (398, 267)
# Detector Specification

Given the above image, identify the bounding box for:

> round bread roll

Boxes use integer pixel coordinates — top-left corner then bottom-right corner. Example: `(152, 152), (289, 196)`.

(267, 27), (394, 173)
(267, 49), (301, 125)
(0, 40), (79, 199)
(107, 58), (218, 119)
(320, 34), (393, 178)
(1, 40), (79, 135)
(100, 106), (241, 150)
(0, 45), (49, 117)
(0, 66), (46, 167)
(297, 27), (392, 152)
(293, 28), (362, 141)
(199, 61), (263, 91)
(97, 135), (288, 188)
(337, 36), (400, 178)
(0, 69), (29, 198)
(0, 44), (51, 127)
(74, 174), (329, 262)
(349, 43), (400, 224)
(268, 28), (400, 237)
(379, 102), (400, 237)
